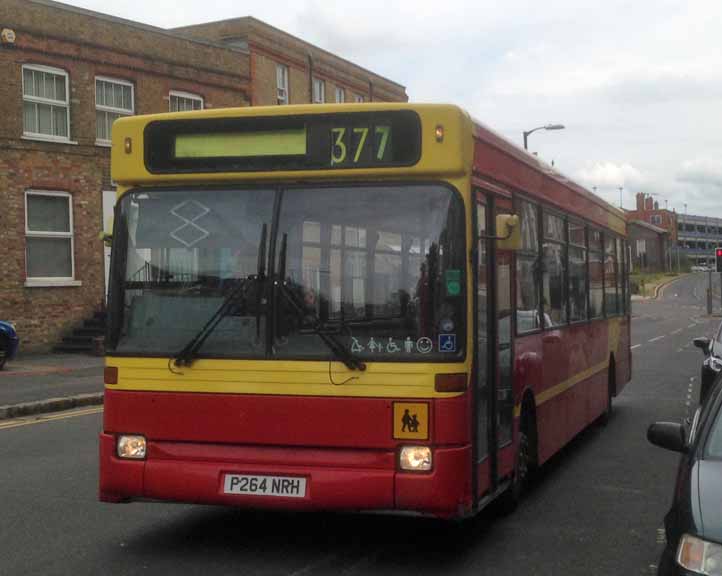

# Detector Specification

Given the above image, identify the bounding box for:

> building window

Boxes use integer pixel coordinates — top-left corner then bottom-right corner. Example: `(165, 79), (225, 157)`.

(312, 78), (325, 103)
(335, 87), (345, 103)
(276, 65), (289, 105)
(25, 191), (74, 281)
(650, 215), (662, 226)
(354, 94), (365, 103)
(95, 77), (134, 145)
(22, 65), (70, 141)
(169, 91), (203, 112)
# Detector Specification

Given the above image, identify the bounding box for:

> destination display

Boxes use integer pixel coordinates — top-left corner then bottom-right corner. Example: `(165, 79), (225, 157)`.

(175, 129), (307, 159)
(144, 111), (421, 173)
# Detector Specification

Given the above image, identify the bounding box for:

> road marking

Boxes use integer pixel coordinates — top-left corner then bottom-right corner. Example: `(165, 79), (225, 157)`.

(288, 554), (340, 576)
(671, 328), (683, 335)
(0, 406), (103, 431)
(631, 344), (641, 350)
(649, 336), (665, 343)
(688, 324), (697, 329)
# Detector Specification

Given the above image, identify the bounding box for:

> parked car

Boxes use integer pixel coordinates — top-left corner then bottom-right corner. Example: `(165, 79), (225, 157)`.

(648, 376), (722, 575)
(0, 320), (19, 370)
(693, 322), (722, 404)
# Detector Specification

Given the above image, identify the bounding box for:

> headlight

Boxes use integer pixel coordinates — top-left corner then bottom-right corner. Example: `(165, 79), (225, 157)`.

(399, 446), (432, 471)
(678, 534), (722, 575)
(116, 435), (147, 460)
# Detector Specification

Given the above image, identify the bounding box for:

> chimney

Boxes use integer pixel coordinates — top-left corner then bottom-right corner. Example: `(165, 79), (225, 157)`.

(636, 192), (644, 211)
(654, 201), (659, 210)
(645, 196), (654, 211)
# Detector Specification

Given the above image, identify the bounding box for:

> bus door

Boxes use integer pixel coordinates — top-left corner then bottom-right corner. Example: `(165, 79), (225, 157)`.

(473, 191), (515, 504)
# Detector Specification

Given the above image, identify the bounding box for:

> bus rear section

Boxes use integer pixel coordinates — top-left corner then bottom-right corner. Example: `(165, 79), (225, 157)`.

(100, 179), (473, 518)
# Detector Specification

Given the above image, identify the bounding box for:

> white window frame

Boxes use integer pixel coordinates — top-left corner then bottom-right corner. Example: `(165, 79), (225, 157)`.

(650, 214), (662, 226)
(312, 78), (325, 103)
(276, 64), (289, 105)
(169, 90), (204, 112)
(95, 76), (134, 146)
(354, 94), (365, 103)
(21, 64), (71, 143)
(335, 87), (345, 103)
(24, 190), (80, 287)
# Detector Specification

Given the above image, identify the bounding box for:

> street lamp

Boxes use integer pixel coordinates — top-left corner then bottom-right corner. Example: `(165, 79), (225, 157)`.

(523, 124), (565, 151)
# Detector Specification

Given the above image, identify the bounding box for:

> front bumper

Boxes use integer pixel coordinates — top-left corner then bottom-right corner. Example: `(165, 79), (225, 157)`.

(99, 433), (471, 518)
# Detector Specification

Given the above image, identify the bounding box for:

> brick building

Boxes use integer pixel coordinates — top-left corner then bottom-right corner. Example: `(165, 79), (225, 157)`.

(0, 0), (407, 351)
(628, 220), (670, 273)
(173, 17), (407, 106)
(626, 192), (678, 242)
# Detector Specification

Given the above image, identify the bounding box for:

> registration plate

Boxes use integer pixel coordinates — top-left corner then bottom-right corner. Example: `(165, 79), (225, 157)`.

(223, 474), (307, 498)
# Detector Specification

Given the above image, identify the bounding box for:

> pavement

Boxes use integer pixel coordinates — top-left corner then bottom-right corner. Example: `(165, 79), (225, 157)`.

(0, 352), (104, 420)
(630, 272), (695, 302)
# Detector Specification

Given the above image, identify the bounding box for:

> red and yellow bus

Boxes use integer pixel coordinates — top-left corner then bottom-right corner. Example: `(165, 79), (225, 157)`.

(100, 103), (630, 519)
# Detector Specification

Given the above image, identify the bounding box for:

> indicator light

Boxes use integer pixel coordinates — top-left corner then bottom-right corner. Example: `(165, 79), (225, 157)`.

(435, 125), (444, 142)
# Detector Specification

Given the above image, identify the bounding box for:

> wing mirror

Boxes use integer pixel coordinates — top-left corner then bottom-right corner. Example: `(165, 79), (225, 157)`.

(647, 422), (687, 453)
(694, 337), (711, 355)
(98, 214), (114, 247)
(495, 214), (521, 251)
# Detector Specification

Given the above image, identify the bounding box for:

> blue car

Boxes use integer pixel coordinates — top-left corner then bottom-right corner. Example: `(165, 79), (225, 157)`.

(0, 321), (19, 370)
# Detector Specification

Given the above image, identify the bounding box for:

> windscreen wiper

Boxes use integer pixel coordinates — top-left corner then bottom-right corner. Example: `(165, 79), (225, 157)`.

(173, 223), (267, 368)
(275, 233), (366, 372)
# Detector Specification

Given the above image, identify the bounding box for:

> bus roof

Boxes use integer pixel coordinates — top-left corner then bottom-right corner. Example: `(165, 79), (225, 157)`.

(469, 114), (626, 234)
(110, 102), (625, 234)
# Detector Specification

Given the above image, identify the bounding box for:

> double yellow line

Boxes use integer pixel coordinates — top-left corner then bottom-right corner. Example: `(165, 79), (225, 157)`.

(0, 406), (103, 431)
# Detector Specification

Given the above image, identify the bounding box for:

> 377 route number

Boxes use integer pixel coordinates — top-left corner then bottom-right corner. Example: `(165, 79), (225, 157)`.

(330, 125), (391, 166)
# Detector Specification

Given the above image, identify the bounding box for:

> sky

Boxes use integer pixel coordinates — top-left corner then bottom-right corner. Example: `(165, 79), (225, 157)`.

(61, 0), (722, 217)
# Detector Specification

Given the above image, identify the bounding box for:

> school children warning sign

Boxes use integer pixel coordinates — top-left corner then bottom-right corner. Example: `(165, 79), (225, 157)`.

(393, 402), (429, 440)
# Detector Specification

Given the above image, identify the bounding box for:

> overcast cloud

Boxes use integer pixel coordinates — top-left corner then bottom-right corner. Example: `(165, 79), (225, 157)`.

(62, 0), (722, 216)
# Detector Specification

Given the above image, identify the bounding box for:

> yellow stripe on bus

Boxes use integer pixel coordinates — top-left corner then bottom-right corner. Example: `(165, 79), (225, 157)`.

(513, 360), (609, 418)
(105, 358), (469, 399)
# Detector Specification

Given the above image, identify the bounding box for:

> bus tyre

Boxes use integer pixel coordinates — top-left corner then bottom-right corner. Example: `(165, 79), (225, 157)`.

(599, 358), (615, 426)
(499, 414), (533, 514)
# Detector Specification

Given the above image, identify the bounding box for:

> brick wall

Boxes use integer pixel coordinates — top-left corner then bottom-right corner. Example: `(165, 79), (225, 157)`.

(174, 16), (408, 106)
(0, 145), (106, 348)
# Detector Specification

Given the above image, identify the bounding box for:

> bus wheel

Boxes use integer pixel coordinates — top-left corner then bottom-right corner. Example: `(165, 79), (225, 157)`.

(499, 404), (535, 514)
(599, 357), (615, 426)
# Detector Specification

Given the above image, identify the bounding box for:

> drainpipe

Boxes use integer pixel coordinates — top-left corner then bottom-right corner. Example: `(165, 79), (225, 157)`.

(308, 53), (314, 103)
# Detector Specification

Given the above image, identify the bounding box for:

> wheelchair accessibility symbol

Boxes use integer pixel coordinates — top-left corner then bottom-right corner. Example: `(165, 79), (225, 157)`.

(438, 334), (456, 353)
